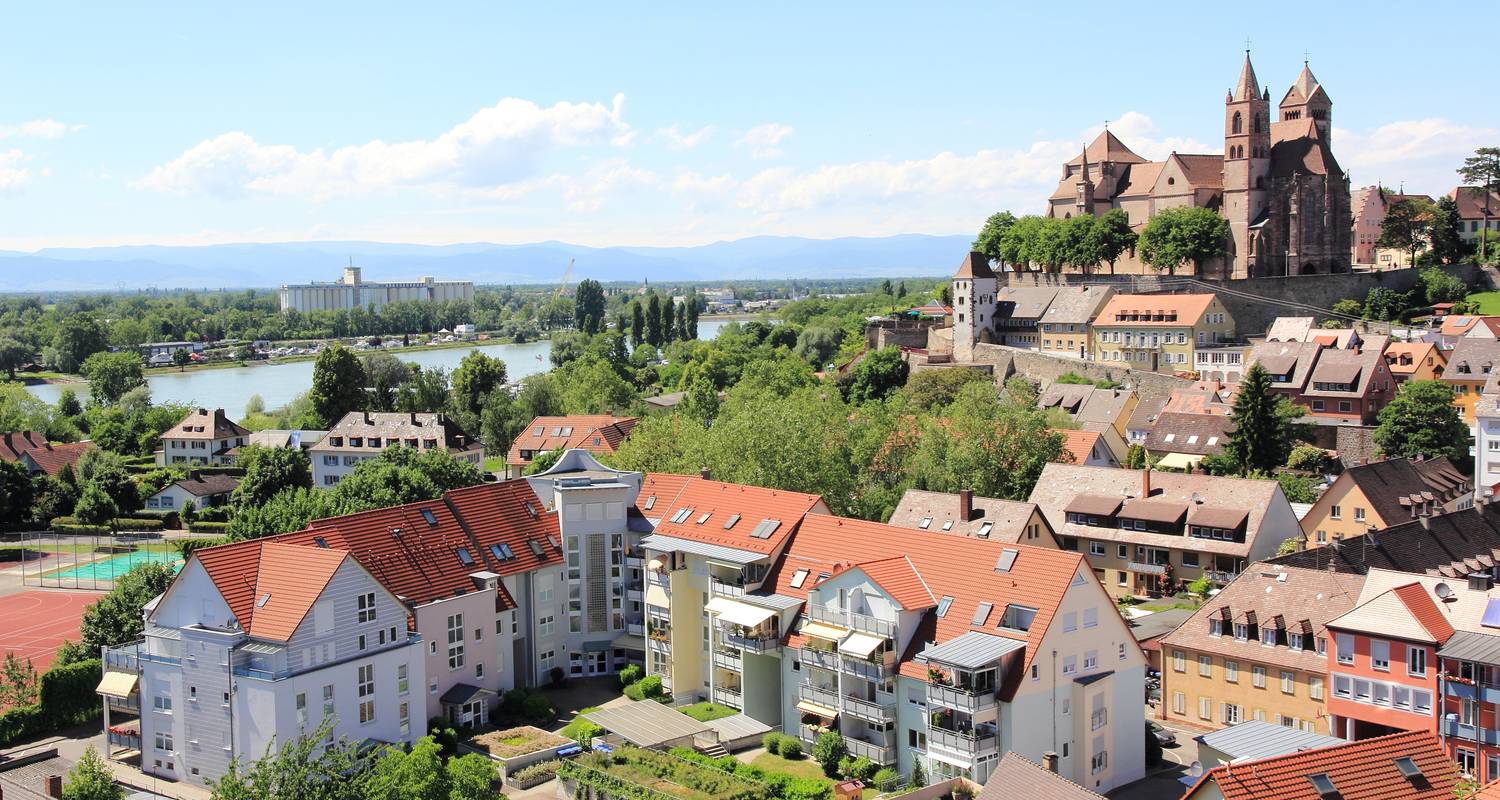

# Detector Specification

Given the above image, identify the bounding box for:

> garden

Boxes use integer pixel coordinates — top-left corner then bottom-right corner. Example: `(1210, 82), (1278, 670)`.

(466, 725), (570, 759)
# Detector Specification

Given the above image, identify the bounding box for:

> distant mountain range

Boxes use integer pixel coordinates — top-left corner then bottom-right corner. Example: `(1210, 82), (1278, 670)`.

(0, 234), (973, 291)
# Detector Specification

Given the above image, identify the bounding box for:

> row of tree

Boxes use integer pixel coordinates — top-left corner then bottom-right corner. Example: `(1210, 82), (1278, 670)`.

(973, 206), (1231, 275)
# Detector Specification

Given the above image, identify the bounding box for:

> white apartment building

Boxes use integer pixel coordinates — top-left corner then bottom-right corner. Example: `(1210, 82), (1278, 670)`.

(279, 266), (474, 313)
(98, 542), (425, 787)
(308, 411), (483, 487)
(156, 408), (250, 467)
(1476, 397), (1500, 499)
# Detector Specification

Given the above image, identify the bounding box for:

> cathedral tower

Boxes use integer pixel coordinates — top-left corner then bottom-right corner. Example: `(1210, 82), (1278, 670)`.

(1223, 52), (1272, 277)
(1279, 62), (1332, 145)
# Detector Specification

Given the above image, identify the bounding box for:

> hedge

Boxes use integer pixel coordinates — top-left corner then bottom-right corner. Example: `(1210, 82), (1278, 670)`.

(187, 521), (231, 534)
(49, 516), (163, 532)
(510, 760), (561, 789)
(173, 536), (228, 557)
(0, 658), (102, 747)
(50, 522), (109, 535)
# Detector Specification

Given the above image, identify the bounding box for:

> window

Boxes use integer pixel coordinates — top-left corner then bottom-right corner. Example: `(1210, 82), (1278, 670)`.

(357, 664), (375, 724)
(1354, 507), (1365, 522)
(1413, 689), (1432, 714)
(1062, 656), (1077, 675)
(1336, 633), (1354, 665)
(357, 592), (377, 623)
(1089, 542), (1106, 557)
(1173, 692), (1185, 714)
(1182, 551), (1200, 568)
(1198, 655), (1212, 677)
(1281, 671), (1296, 694)
(1233, 623), (1248, 641)
(1117, 544), (1128, 559)
(1198, 697), (1211, 720)
(447, 613), (466, 670)
(155, 732), (173, 753)
(1173, 650), (1185, 672)
(1310, 676), (1324, 700)
(153, 695), (172, 713)
(1062, 612), (1078, 632)
(322, 684), (335, 718)
(1330, 505), (1342, 520)
(790, 569), (809, 589)
(1221, 703), (1241, 725)
(1371, 640), (1390, 671)
(1225, 660), (1239, 682)
(1000, 604), (1036, 631)
(399, 702), (410, 736)
(1209, 618), (1222, 637)
(1252, 665), (1266, 688)
(1408, 646), (1427, 676)
(296, 692), (307, 726)
(1289, 632), (1305, 651)
(539, 615), (555, 637)
(1083, 608), (1098, 629)
(1084, 650), (1098, 671)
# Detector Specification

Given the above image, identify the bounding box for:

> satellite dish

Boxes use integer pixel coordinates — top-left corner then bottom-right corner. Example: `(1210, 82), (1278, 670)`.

(1188, 762), (1204, 778)
(1436, 583), (1455, 599)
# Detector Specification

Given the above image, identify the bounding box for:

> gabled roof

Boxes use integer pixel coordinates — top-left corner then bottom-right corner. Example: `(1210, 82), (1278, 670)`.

(636, 474), (825, 555)
(191, 541), (350, 643)
(0, 432), (93, 476)
(1247, 340), (1323, 389)
(1272, 501), (1500, 578)
(954, 251), (996, 280)
(888, 488), (1044, 543)
(1198, 720), (1342, 764)
(164, 473), (241, 498)
(165, 408), (250, 441)
(996, 287), (1060, 321)
(1039, 286), (1115, 325)
(1383, 341), (1444, 376)
(1448, 186), (1500, 220)
(1442, 337), (1500, 383)
(1166, 153), (1226, 190)
(851, 556), (936, 611)
(1265, 317), (1316, 342)
(1066, 130), (1147, 166)
(1337, 457), (1469, 526)
(1269, 118), (1342, 178)
(507, 415), (638, 466)
(1094, 293), (1217, 327)
(1327, 581), (1456, 644)
(1302, 335), (1389, 397)
(1055, 429), (1105, 463)
(1143, 412), (1231, 456)
(978, 752), (1104, 800)
(1185, 730), (1457, 800)
(1114, 162), (1165, 198)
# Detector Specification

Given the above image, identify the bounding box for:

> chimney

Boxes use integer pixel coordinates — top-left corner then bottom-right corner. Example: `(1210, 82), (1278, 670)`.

(1470, 573), (1495, 592)
(1042, 752), (1059, 773)
(410, 411), (418, 425)
(700, 467), (711, 480)
(363, 411), (372, 425)
(959, 489), (973, 521)
(45, 775), (62, 799)
(1142, 467), (1152, 498)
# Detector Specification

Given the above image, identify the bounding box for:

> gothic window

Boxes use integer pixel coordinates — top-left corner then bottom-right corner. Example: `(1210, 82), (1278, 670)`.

(1254, 115), (1263, 133)
(1255, 177), (1264, 190)
(1232, 112), (1243, 134)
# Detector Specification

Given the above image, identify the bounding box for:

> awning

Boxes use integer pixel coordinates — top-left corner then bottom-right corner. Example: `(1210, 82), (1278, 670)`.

(840, 631), (884, 659)
(800, 621), (848, 642)
(241, 641), (283, 655)
(645, 584), (670, 608)
(795, 700), (838, 719)
(705, 597), (776, 628)
(1155, 452), (1204, 471)
(439, 683), (496, 706)
(97, 671), (138, 699)
(647, 558), (665, 572)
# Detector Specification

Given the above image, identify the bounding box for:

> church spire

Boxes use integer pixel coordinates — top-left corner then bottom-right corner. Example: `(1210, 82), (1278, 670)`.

(1233, 50), (1260, 102)
(1292, 61), (1319, 99)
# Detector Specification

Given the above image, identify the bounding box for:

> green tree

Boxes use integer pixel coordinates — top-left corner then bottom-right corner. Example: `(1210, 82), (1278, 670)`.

(1374, 379), (1469, 462)
(364, 738), (450, 800)
(1062, 213), (1103, 274)
(1377, 198), (1434, 267)
(680, 376), (720, 424)
(0, 651), (38, 708)
(974, 210), (1020, 264)
(1138, 206), (1230, 275)
(556, 356), (636, 414)
(1362, 286), (1411, 321)
(523, 447), (565, 476)
(630, 301), (646, 347)
(1458, 147), (1500, 261)
(908, 386), (1065, 501)
(645, 294), (663, 347)
(1429, 195), (1466, 265)
(50, 314), (109, 373)
(1224, 363), (1303, 474)
(901, 368), (990, 411)
(1285, 443), (1330, 473)
(1125, 443), (1147, 470)
(1330, 298), (1364, 319)
(661, 297), (676, 345)
(516, 373), (564, 420)
(1095, 208), (1138, 274)
(1276, 473), (1320, 503)
(685, 293), (700, 339)
(72, 481), (118, 527)
(80, 561), (174, 651)
(793, 326), (841, 368)
(479, 389), (519, 459)
(309, 345), (367, 427)
(57, 388), (83, 418)
(209, 719), (363, 800)
(231, 445), (313, 510)
(0, 458), (35, 523)
(77, 449), (141, 513)
(1419, 266), (1468, 305)
(812, 731), (846, 778)
(450, 351), (507, 417)
(573, 279), (607, 335)
(81, 351), (146, 405)
(0, 335), (31, 380)
(844, 347), (909, 404)
(171, 347), (191, 371)
(62, 747), (123, 800)
(445, 752), (499, 800)
(395, 366), (450, 413)
(362, 352), (414, 412)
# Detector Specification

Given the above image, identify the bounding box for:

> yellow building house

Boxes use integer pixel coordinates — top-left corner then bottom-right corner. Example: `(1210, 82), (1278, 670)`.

(1090, 294), (1235, 375)
(1160, 565), (1367, 735)
(1298, 457), (1470, 548)
(1382, 341), (1446, 384)
(1440, 338), (1500, 427)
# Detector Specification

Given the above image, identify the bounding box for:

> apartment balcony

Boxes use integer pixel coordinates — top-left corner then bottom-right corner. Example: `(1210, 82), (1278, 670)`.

(721, 632), (780, 655)
(713, 687), (743, 709)
(713, 650), (743, 672)
(927, 726), (1000, 762)
(103, 641), (143, 673)
(627, 588), (643, 603)
(844, 735), (897, 766)
(1443, 718), (1500, 746)
(806, 604), (896, 640)
(927, 682), (998, 714)
(710, 577), (746, 598)
(624, 550), (645, 569)
(1442, 680), (1500, 705)
(107, 728), (141, 751)
(104, 693), (140, 712)
(799, 684), (841, 711)
(843, 652), (897, 682)
(800, 647), (840, 671)
(841, 694), (897, 724)
(627, 621), (645, 637)
(1127, 561), (1168, 576)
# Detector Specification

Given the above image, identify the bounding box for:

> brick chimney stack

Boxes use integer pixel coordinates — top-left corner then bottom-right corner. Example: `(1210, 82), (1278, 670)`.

(1142, 467), (1152, 497)
(959, 489), (973, 521)
(1043, 752), (1059, 773)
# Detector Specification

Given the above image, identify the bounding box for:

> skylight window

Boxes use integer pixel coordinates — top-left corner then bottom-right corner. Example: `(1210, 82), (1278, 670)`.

(669, 507), (693, 524)
(723, 514), (741, 529)
(313, 536), (328, 548)
(1164, 433), (1176, 442)
(489, 543), (515, 561)
(420, 508), (437, 526)
(1206, 437), (1218, 446)
(941, 520), (953, 531)
(1000, 604), (1037, 632)
(456, 548), (474, 566)
(972, 601), (993, 626)
(527, 539), (545, 558)
(918, 517), (932, 529)
(524, 502), (538, 518)
(994, 548), (1019, 573)
(1186, 435), (1199, 445)
(256, 593), (271, 608)
(532, 427), (543, 436)
(790, 569), (809, 589)
(561, 426), (573, 436)
(977, 522), (994, 538)
(936, 596), (954, 617)
(1393, 757), (1422, 779)
(695, 512), (711, 525)
(749, 519), (782, 539)
(644, 495), (656, 510)
(1308, 773), (1337, 798)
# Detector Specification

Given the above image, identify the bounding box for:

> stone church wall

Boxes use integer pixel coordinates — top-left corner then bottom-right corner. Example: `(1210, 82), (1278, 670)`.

(970, 343), (1190, 404)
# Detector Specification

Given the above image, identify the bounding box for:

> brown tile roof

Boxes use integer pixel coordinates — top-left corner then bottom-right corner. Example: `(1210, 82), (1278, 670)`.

(1144, 412), (1231, 456)
(191, 541), (351, 643)
(996, 287), (1061, 321)
(1125, 396), (1167, 433)
(313, 411), (480, 453)
(1328, 581), (1455, 644)
(1269, 502), (1500, 579)
(1303, 336), (1389, 397)
(1161, 563), (1366, 674)
(1184, 730), (1458, 800)
(0, 432), (93, 476)
(1066, 130), (1147, 166)
(1247, 340), (1323, 390)
(1383, 341), (1444, 376)
(1339, 457), (1470, 527)
(954, 251), (996, 279)
(1170, 153), (1226, 189)
(1439, 314), (1489, 338)
(636, 474), (825, 555)
(1115, 161), (1165, 197)
(1094, 293), (1217, 327)
(1448, 186), (1500, 220)
(507, 415), (638, 466)
(1269, 119), (1342, 178)
(978, 753), (1104, 800)
(1038, 384), (1094, 414)
(888, 488), (1044, 543)
(165, 408), (250, 441)
(169, 473), (241, 498)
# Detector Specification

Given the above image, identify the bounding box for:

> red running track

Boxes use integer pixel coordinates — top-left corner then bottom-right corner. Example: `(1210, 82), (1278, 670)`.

(0, 590), (101, 671)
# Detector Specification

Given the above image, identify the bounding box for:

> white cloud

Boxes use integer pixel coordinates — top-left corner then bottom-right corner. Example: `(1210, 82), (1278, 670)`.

(560, 159), (660, 212)
(0, 150), (33, 191)
(139, 94), (633, 199)
(1334, 118), (1498, 193)
(0, 119), (84, 140)
(656, 123), (714, 150)
(736, 123), (793, 159)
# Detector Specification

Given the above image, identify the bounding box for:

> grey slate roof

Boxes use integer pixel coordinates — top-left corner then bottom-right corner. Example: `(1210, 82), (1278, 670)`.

(916, 630), (1025, 669)
(1197, 719), (1342, 762)
(1040, 286), (1115, 326)
(1269, 502), (1500, 578)
(1128, 608), (1196, 642)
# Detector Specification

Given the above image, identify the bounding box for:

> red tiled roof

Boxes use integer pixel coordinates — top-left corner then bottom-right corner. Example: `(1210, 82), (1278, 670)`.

(954, 251), (996, 280)
(1054, 429), (1102, 464)
(642, 474), (825, 555)
(165, 408), (250, 440)
(506, 415), (638, 466)
(190, 541), (349, 643)
(1392, 581), (1456, 643)
(441, 480), (564, 581)
(0, 432), (93, 476)
(1185, 730), (1458, 800)
(848, 556), (935, 611)
(1095, 293), (1218, 327)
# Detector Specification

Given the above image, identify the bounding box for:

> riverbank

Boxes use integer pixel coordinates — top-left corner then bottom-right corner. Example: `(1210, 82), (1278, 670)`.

(140, 335), (534, 377)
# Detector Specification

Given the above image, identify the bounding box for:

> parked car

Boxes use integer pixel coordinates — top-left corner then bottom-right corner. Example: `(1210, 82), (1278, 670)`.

(1149, 721), (1177, 747)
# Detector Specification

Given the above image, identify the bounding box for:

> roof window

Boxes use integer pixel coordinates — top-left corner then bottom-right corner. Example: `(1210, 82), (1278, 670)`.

(490, 543), (515, 561)
(1393, 757), (1422, 779)
(561, 426), (573, 436)
(918, 517), (932, 529)
(994, 548), (1019, 573)
(532, 427), (543, 436)
(456, 548), (474, 566)
(527, 539), (545, 558)
(941, 520), (953, 531)
(644, 495), (656, 510)
(936, 596), (954, 618)
(420, 508), (437, 526)
(256, 593), (271, 608)
(972, 601), (994, 626)
(524, 502), (538, 518)
(723, 513), (741, 529)
(749, 519), (782, 539)
(669, 507), (693, 524)
(313, 536), (328, 548)
(977, 521), (994, 538)
(695, 512), (711, 525)
(1000, 604), (1037, 632)
(1308, 773), (1337, 798)
(790, 569), (809, 589)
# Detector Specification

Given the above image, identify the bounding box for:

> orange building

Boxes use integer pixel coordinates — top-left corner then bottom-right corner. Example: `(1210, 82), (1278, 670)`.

(1384, 341), (1447, 383)
(1325, 582), (1452, 741)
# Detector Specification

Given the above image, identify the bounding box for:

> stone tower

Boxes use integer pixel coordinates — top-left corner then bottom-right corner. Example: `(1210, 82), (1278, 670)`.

(1223, 52), (1273, 277)
(952, 251), (998, 362)
(1279, 62), (1332, 145)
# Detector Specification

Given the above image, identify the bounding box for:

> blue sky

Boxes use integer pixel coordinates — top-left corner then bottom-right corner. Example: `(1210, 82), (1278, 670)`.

(0, 1), (1493, 251)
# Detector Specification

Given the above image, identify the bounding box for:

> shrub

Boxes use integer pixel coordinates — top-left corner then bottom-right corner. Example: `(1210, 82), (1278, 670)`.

(561, 716), (604, 746)
(428, 717), (459, 758)
(871, 768), (902, 792)
(187, 521), (231, 534)
(510, 760), (561, 788)
(763, 733), (782, 755)
(0, 658), (102, 747)
(1187, 575), (1212, 598)
(778, 738), (803, 760)
(619, 664), (643, 687)
(847, 756), (875, 781)
(49, 519), (108, 535)
(637, 674), (663, 698)
(813, 731), (846, 778)
(623, 681), (645, 701)
(172, 536), (227, 558)
(782, 777), (830, 800)
(523, 693), (554, 723)
(1285, 444), (1330, 473)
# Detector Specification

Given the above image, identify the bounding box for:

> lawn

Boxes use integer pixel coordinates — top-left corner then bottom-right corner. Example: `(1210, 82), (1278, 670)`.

(678, 702), (738, 722)
(749, 752), (827, 782)
(1467, 290), (1500, 315)
(482, 456), (507, 474)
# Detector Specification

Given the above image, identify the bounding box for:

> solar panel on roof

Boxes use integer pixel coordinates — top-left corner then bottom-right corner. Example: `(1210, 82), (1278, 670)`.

(750, 519), (782, 539)
(1483, 599), (1500, 629)
(972, 602), (993, 626)
(723, 514), (740, 529)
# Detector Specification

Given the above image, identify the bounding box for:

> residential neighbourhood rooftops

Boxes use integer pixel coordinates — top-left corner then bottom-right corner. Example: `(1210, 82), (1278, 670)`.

(634, 473), (825, 555)
(1038, 286), (1115, 325)
(506, 414), (639, 466)
(310, 411), (481, 453)
(1441, 338), (1500, 383)
(1183, 729), (1460, 800)
(166, 472), (241, 498)
(1265, 316), (1316, 342)
(996, 286), (1061, 320)
(1270, 502), (1500, 578)
(1449, 186), (1500, 219)
(1056, 429), (1104, 464)
(1326, 581), (1455, 644)
(1143, 412), (1231, 456)
(975, 752), (1105, 800)
(1331, 457), (1469, 524)
(1383, 341), (1444, 377)
(888, 488), (1045, 543)
(166, 407), (251, 440)
(0, 431), (93, 476)
(1196, 720), (1342, 764)
(189, 541), (354, 643)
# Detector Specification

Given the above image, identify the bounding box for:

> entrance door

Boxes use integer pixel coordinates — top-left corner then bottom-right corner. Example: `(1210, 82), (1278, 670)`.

(587, 651), (608, 675)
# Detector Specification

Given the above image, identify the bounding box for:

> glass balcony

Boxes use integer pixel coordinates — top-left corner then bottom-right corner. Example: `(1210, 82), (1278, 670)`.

(927, 682), (998, 713)
(103, 641), (143, 673)
(842, 694), (896, 724)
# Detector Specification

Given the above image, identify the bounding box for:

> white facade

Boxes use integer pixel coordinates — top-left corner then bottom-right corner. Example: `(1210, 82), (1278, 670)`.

(1476, 398), (1500, 499)
(280, 267), (474, 313)
(309, 412), (482, 488)
(952, 272), (998, 363)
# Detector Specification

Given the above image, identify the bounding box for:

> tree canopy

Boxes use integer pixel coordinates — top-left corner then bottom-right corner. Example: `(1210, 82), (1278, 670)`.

(308, 345), (367, 427)
(1375, 379), (1469, 462)
(81, 351), (146, 405)
(1138, 206), (1230, 275)
(1224, 363), (1305, 474)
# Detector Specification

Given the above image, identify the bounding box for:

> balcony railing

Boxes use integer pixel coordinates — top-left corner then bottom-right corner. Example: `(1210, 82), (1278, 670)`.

(799, 684), (840, 710)
(107, 730), (141, 750)
(844, 735), (896, 765)
(842, 654), (895, 681)
(927, 683), (998, 713)
(710, 577), (746, 598)
(722, 632), (780, 654)
(1204, 570), (1239, 583)
(927, 726), (999, 760)
(627, 589), (643, 602)
(1091, 708), (1108, 731)
(842, 694), (897, 724)
(1127, 561), (1167, 576)
(713, 687), (743, 709)
(105, 693), (140, 712)
(806, 604), (896, 639)
(800, 647), (839, 670)
(713, 650), (743, 672)
(1443, 718), (1500, 746)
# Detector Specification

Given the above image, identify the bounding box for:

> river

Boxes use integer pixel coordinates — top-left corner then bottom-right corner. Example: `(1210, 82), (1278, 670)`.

(25, 317), (740, 416)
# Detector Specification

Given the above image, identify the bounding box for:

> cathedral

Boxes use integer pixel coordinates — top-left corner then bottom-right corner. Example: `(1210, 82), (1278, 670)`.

(1044, 54), (1351, 279)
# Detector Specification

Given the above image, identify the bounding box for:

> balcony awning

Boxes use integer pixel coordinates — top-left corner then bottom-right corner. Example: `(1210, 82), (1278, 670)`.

(1154, 452), (1204, 471)
(840, 631), (884, 659)
(795, 700), (838, 719)
(645, 584), (670, 608)
(97, 670), (138, 699)
(647, 557), (665, 572)
(241, 641), (283, 655)
(800, 621), (848, 642)
(705, 596), (776, 628)
(917, 630), (1026, 670)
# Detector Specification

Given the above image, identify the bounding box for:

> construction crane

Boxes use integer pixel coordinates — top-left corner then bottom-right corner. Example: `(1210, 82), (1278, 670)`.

(552, 258), (575, 301)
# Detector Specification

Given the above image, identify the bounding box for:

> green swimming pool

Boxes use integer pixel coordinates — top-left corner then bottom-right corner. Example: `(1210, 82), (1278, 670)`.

(49, 550), (183, 582)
